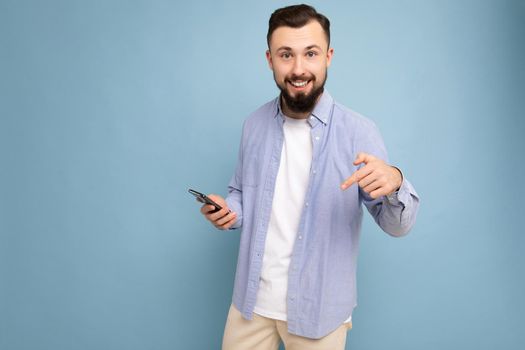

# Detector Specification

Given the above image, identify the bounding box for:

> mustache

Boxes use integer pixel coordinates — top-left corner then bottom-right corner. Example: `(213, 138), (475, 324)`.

(285, 74), (315, 82)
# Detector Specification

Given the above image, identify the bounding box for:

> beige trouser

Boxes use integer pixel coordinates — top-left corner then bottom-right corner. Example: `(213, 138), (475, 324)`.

(222, 304), (352, 350)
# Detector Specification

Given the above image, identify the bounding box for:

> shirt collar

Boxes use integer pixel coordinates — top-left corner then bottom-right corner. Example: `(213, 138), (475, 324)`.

(273, 90), (334, 127)
(310, 90), (333, 126)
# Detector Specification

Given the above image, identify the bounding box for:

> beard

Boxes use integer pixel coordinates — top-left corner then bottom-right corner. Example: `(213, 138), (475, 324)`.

(276, 72), (327, 114)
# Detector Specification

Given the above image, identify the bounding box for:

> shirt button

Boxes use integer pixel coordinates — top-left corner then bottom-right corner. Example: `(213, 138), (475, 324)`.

(313, 170), (317, 174)
(305, 202), (309, 207)
(298, 235), (303, 240)
(315, 136), (320, 141)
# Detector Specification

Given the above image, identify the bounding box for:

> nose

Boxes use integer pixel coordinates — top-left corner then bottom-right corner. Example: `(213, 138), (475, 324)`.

(292, 56), (306, 76)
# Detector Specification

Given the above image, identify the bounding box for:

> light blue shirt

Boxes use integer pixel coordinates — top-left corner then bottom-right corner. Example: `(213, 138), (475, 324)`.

(225, 91), (420, 339)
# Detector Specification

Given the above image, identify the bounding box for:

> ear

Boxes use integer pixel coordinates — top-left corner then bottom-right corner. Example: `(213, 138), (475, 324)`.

(266, 50), (273, 70)
(326, 47), (334, 68)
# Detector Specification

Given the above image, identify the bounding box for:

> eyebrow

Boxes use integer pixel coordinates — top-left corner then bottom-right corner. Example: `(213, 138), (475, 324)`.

(306, 45), (323, 51)
(275, 44), (324, 52)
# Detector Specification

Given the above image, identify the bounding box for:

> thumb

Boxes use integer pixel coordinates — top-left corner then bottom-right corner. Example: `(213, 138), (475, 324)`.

(353, 152), (373, 166)
(208, 194), (226, 206)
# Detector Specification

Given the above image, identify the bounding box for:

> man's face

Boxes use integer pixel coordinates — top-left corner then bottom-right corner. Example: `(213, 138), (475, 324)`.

(266, 20), (334, 114)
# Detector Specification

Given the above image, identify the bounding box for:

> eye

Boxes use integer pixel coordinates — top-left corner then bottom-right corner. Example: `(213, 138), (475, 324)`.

(281, 52), (292, 59)
(306, 51), (318, 58)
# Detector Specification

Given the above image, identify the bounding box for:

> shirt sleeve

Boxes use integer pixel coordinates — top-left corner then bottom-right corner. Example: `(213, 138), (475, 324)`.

(355, 120), (420, 237)
(225, 123), (245, 230)
(226, 183), (243, 229)
(365, 176), (420, 237)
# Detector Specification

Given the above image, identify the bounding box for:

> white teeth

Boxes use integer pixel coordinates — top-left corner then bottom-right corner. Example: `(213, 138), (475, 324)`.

(291, 80), (308, 87)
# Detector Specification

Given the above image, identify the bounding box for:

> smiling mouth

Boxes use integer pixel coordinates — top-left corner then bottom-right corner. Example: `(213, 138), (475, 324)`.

(288, 79), (311, 89)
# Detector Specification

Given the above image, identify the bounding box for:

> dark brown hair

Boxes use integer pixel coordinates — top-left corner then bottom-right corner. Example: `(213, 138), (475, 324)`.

(267, 4), (330, 49)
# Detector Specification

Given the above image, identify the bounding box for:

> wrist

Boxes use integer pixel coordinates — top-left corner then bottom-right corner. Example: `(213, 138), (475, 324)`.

(391, 166), (403, 191)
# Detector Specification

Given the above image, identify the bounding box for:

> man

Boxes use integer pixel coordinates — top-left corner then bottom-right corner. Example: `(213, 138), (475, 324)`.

(199, 4), (420, 350)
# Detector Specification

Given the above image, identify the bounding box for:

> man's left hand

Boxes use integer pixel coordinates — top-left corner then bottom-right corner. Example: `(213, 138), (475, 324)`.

(340, 152), (402, 199)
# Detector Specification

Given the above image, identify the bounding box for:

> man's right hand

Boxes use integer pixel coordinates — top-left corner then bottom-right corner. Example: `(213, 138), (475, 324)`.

(200, 194), (237, 230)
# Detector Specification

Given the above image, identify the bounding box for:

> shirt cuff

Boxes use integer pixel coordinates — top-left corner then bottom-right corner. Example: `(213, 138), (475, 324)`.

(386, 190), (402, 205)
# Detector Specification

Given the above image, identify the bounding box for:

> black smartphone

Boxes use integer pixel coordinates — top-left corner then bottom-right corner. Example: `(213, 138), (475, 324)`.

(188, 188), (223, 213)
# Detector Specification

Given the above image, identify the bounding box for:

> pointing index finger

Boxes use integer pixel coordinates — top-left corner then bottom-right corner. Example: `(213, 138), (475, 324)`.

(341, 162), (375, 190)
(341, 172), (358, 190)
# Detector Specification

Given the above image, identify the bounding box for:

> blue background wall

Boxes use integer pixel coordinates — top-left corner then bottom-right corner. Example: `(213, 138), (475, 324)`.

(1, 0), (524, 349)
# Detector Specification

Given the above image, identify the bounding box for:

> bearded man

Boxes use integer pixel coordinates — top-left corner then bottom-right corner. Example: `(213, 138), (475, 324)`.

(198, 4), (420, 350)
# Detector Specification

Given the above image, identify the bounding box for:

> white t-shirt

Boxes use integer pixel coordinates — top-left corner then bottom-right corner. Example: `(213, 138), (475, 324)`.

(254, 115), (312, 320)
